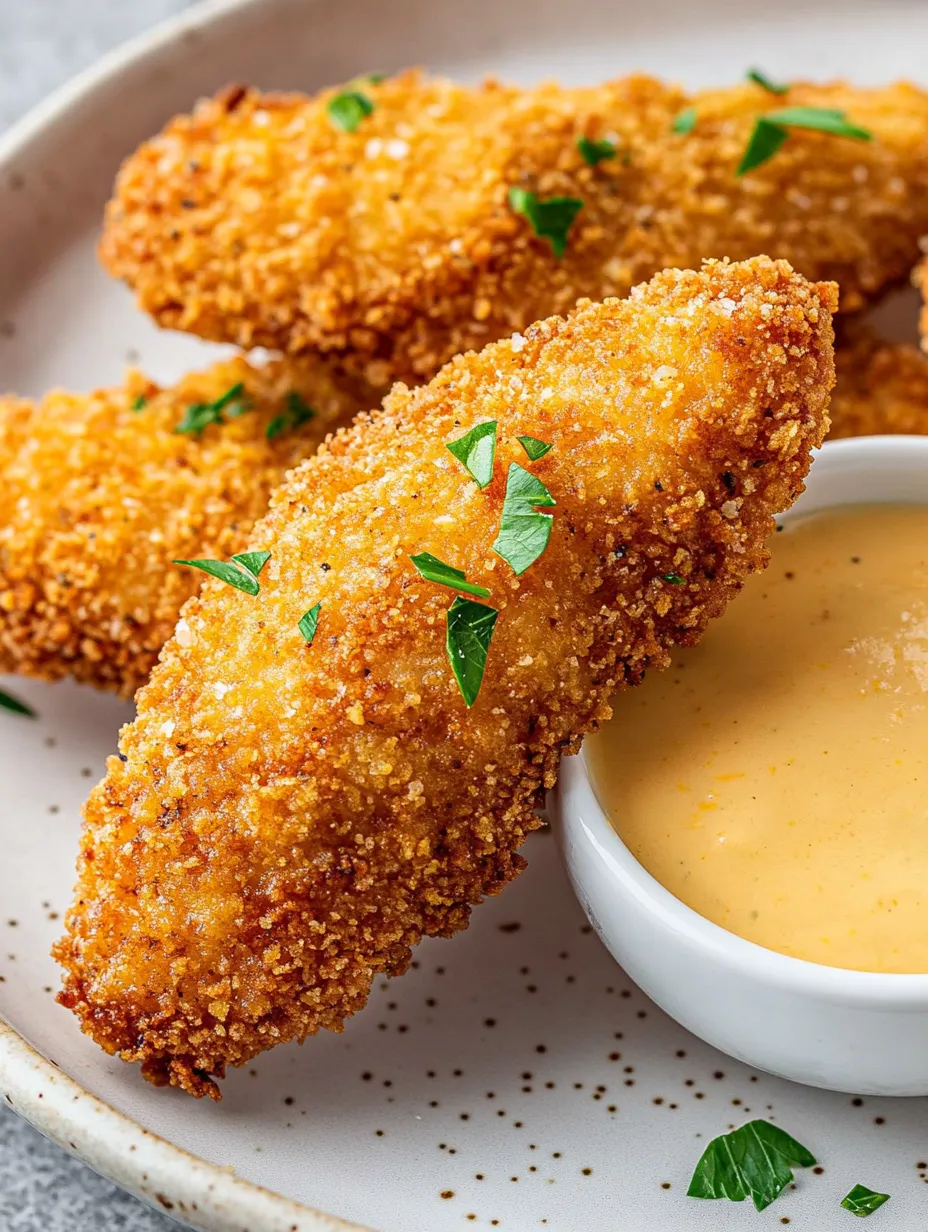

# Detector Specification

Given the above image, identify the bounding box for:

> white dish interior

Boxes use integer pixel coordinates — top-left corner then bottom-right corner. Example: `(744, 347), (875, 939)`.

(551, 436), (928, 1098)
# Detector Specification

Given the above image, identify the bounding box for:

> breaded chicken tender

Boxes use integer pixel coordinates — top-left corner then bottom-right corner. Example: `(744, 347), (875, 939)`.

(55, 258), (835, 1097)
(829, 328), (928, 439)
(100, 70), (927, 386)
(915, 255), (928, 346)
(0, 357), (370, 696)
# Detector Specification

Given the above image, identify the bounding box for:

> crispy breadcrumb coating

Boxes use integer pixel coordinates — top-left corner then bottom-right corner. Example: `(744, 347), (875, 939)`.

(55, 258), (835, 1097)
(0, 357), (371, 696)
(100, 71), (927, 386)
(915, 255), (928, 347)
(829, 328), (928, 439)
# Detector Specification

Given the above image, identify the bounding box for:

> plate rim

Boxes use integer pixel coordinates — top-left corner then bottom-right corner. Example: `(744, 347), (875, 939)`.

(0, 0), (376, 1224)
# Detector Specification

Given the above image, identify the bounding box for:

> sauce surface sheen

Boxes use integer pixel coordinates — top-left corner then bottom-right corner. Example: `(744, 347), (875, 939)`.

(588, 503), (928, 973)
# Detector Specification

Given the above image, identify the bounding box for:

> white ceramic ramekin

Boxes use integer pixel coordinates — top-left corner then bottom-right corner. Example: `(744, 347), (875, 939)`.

(549, 435), (928, 1096)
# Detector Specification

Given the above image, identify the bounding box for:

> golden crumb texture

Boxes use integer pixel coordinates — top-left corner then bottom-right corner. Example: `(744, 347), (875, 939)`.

(100, 70), (928, 385)
(0, 356), (371, 696)
(55, 258), (835, 1097)
(830, 327), (928, 439)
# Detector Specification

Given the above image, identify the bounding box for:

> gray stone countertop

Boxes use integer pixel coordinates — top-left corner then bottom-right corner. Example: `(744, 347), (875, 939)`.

(0, 7), (195, 1225)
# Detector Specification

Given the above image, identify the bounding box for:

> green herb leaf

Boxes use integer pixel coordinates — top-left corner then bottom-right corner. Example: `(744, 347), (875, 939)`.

(841, 1185), (891, 1217)
(662, 572), (686, 585)
(446, 421), (497, 488)
(492, 463), (556, 576)
(737, 119), (790, 174)
(361, 72), (386, 85)
(672, 107), (697, 134)
(266, 390), (317, 441)
(508, 187), (584, 260)
(132, 394), (148, 412)
(0, 687), (35, 718)
(231, 550), (271, 580)
(688, 1120), (816, 1212)
(746, 68), (789, 94)
(327, 89), (374, 132)
(410, 552), (490, 599)
(577, 135), (617, 166)
(175, 382), (251, 435)
(738, 107), (872, 175)
(517, 435), (552, 461)
(446, 596), (499, 707)
(173, 549), (271, 596)
(298, 603), (321, 646)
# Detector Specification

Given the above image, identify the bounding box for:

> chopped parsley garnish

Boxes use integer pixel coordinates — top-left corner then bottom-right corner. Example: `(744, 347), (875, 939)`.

(446, 421), (497, 488)
(508, 187), (583, 260)
(0, 687), (35, 718)
(738, 107), (872, 175)
(266, 390), (317, 441)
(173, 549), (271, 596)
(175, 382), (251, 435)
(298, 603), (321, 645)
(577, 135), (617, 166)
(132, 394), (147, 411)
(410, 552), (490, 598)
(687, 1120), (816, 1211)
(746, 68), (789, 95)
(492, 463), (556, 576)
(327, 89), (374, 132)
(517, 435), (552, 461)
(663, 572), (686, 585)
(672, 107), (697, 134)
(446, 596), (499, 707)
(841, 1185), (891, 1218)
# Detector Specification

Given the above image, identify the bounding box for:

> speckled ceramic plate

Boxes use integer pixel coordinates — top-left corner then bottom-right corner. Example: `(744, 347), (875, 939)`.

(3, 0), (928, 1228)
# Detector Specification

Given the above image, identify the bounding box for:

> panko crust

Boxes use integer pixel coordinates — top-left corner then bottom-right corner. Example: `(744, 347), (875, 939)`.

(0, 357), (372, 696)
(55, 258), (835, 1097)
(916, 255), (928, 347)
(100, 70), (927, 385)
(830, 327), (928, 439)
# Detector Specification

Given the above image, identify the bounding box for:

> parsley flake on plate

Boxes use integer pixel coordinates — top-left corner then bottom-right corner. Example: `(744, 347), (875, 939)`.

(327, 89), (375, 132)
(298, 603), (321, 645)
(266, 390), (317, 441)
(577, 135), (617, 166)
(0, 687), (36, 718)
(746, 68), (789, 95)
(175, 382), (252, 435)
(687, 1120), (816, 1211)
(672, 107), (697, 134)
(738, 107), (872, 175)
(517, 435), (552, 461)
(508, 187), (583, 260)
(446, 596), (499, 707)
(446, 421), (497, 488)
(173, 549), (271, 596)
(841, 1185), (891, 1218)
(410, 552), (490, 598)
(492, 463), (556, 576)
(662, 572), (686, 585)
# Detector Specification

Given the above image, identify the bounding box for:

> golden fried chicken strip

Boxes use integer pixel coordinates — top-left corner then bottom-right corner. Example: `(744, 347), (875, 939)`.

(55, 258), (835, 1097)
(0, 357), (371, 696)
(829, 328), (928, 439)
(915, 256), (928, 347)
(100, 71), (927, 386)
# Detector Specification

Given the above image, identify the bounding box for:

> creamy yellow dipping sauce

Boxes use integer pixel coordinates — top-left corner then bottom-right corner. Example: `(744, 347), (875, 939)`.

(587, 503), (928, 974)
